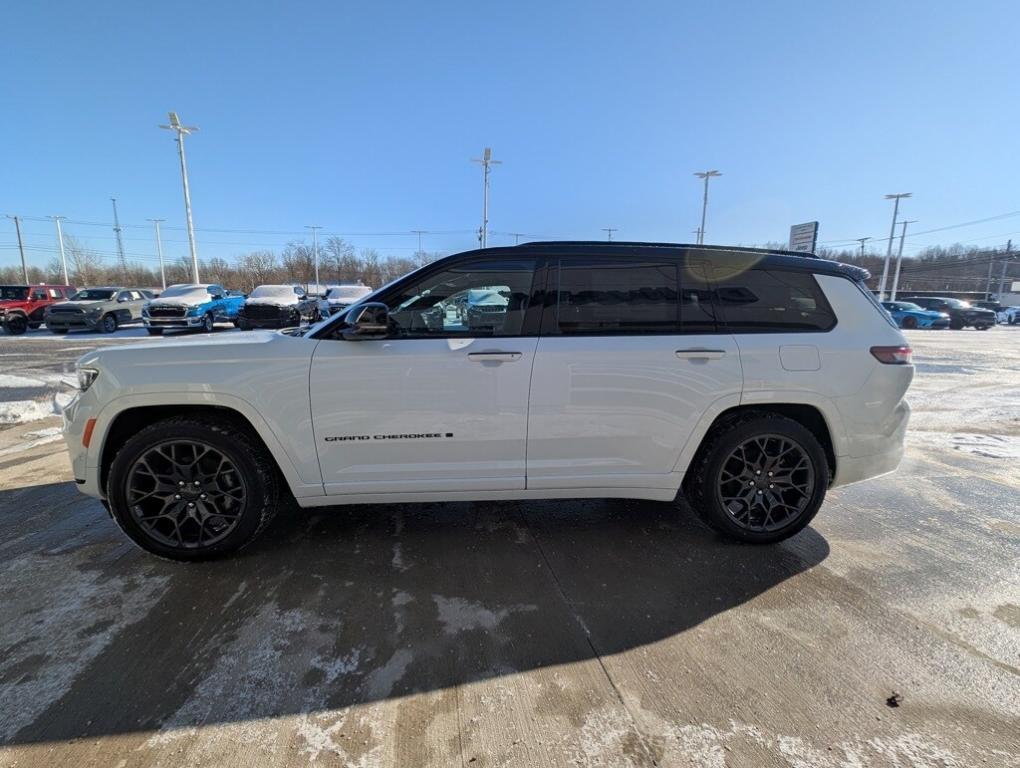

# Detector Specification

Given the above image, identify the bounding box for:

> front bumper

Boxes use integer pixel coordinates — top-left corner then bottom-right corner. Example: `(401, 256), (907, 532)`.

(46, 314), (101, 330)
(143, 315), (205, 328)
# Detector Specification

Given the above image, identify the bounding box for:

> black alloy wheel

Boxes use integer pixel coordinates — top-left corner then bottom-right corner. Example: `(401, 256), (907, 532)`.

(4, 315), (28, 335)
(108, 418), (280, 560)
(202, 313), (215, 333)
(101, 313), (118, 333)
(716, 435), (815, 533)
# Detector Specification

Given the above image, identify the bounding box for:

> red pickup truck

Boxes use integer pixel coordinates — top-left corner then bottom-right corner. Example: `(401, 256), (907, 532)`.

(0, 284), (76, 335)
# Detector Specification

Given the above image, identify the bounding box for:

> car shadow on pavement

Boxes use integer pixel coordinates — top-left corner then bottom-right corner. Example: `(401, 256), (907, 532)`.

(0, 482), (829, 747)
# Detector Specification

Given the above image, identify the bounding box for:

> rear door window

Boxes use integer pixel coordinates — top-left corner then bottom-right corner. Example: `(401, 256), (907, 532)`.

(548, 258), (680, 335)
(710, 267), (836, 332)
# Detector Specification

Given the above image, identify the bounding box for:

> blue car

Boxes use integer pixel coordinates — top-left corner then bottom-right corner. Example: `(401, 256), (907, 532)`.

(881, 301), (950, 330)
(142, 283), (246, 335)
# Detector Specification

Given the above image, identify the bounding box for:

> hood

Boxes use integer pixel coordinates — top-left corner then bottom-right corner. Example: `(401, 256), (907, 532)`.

(148, 295), (209, 308)
(245, 296), (300, 307)
(54, 299), (106, 308)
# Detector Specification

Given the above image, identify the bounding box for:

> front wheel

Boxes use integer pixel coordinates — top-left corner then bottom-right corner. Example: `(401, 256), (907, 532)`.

(901, 316), (918, 329)
(201, 313), (215, 333)
(3, 315), (28, 335)
(106, 417), (280, 560)
(683, 413), (827, 544)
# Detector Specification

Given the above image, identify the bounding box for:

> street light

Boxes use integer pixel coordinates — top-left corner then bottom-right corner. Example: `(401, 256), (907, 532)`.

(159, 112), (201, 284)
(471, 147), (501, 249)
(305, 225), (322, 293)
(889, 220), (917, 301)
(693, 170), (722, 245)
(878, 193), (911, 300)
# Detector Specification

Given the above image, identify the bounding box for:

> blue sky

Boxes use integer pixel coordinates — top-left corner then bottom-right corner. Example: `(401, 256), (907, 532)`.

(2, 0), (1018, 273)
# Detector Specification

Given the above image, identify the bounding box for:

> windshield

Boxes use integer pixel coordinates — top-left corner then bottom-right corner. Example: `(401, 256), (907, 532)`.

(159, 285), (208, 299)
(250, 285), (301, 299)
(890, 302), (922, 311)
(0, 286), (29, 300)
(71, 289), (116, 301)
(327, 285), (372, 301)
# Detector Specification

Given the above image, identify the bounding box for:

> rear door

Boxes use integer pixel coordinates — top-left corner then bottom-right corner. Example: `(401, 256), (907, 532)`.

(526, 252), (742, 491)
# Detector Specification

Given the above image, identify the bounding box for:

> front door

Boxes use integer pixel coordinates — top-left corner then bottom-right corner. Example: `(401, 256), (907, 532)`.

(310, 256), (540, 495)
(526, 254), (743, 490)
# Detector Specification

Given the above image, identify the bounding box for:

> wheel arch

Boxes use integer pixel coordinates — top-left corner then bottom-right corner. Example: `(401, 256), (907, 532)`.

(95, 398), (320, 500)
(680, 402), (838, 487)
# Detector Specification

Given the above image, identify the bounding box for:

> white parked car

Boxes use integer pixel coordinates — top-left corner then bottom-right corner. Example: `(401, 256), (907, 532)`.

(64, 242), (913, 559)
(324, 284), (373, 315)
(996, 306), (1019, 325)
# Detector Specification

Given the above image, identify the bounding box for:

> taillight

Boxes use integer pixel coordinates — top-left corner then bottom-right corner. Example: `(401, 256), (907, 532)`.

(870, 346), (912, 365)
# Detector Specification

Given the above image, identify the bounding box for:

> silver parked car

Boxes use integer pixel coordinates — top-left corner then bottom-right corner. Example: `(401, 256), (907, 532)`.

(45, 287), (154, 334)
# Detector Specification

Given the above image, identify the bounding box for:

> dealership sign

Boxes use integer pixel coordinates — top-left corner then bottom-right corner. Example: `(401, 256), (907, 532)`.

(789, 221), (819, 253)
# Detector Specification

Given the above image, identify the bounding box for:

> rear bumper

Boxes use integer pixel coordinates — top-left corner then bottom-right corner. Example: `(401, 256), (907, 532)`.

(831, 443), (904, 488)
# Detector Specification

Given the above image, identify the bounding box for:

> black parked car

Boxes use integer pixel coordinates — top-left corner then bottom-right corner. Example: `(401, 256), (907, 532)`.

(899, 296), (995, 330)
(236, 285), (328, 330)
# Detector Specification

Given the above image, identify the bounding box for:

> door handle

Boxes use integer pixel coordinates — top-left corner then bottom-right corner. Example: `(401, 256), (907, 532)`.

(468, 351), (522, 362)
(675, 348), (726, 360)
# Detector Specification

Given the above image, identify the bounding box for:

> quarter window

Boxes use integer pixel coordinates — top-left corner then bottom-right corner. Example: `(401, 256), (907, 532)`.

(552, 260), (680, 334)
(384, 258), (537, 337)
(711, 268), (835, 332)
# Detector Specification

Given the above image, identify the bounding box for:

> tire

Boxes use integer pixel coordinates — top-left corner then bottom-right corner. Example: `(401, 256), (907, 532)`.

(949, 318), (964, 330)
(3, 314), (28, 335)
(901, 316), (918, 329)
(201, 313), (215, 333)
(106, 417), (280, 561)
(237, 319), (251, 331)
(146, 328), (164, 336)
(100, 313), (118, 334)
(49, 327), (68, 335)
(683, 412), (828, 544)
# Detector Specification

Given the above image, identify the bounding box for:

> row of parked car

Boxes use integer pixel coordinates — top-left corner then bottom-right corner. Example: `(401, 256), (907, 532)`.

(880, 296), (1018, 330)
(0, 282), (374, 335)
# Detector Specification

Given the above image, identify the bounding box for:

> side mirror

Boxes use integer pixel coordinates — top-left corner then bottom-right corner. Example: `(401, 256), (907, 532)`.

(341, 302), (389, 340)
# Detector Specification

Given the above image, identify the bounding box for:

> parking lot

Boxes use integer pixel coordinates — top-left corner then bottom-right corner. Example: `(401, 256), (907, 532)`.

(0, 326), (1017, 767)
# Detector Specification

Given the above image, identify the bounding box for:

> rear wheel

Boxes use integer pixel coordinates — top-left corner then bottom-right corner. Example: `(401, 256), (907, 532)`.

(107, 417), (280, 560)
(237, 319), (251, 331)
(949, 318), (964, 330)
(684, 412), (827, 544)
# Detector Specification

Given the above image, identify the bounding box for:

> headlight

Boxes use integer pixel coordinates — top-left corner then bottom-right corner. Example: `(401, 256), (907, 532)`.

(86, 307), (102, 316)
(77, 367), (99, 392)
(186, 306), (202, 316)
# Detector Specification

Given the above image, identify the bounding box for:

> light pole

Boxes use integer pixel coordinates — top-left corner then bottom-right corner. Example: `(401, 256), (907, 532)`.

(159, 112), (201, 283)
(602, 227), (617, 242)
(889, 220), (917, 301)
(693, 170), (721, 245)
(878, 192), (911, 300)
(305, 225), (322, 293)
(50, 216), (69, 284)
(147, 219), (167, 290)
(471, 147), (501, 248)
(6, 215), (29, 283)
(856, 237), (871, 258)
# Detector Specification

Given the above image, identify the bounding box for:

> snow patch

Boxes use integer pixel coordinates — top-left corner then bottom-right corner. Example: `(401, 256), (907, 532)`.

(0, 392), (73, 425)
(948, 433), (1020, 458)
(432, 595), (537, 635)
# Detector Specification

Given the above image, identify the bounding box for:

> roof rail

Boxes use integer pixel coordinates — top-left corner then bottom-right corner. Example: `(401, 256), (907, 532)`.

(515, 240), (818, 259)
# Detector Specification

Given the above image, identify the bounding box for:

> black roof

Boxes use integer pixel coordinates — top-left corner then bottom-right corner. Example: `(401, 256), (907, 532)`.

(447, 240), (870, 282)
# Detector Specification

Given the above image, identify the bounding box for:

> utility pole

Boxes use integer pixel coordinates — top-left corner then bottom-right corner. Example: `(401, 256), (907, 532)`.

(159, 112), (201, 283)
(50, 216), (69, 285)
(510, 232), (525, 245)
(985, 253), (997, 298)
(471, 147), (501, 249)
(305, 225), (322, 293)
(147, 219), (167, 290)
(411, 230), (427, 255)
(111, 198), (128, 280)
(889, 220), (917, 301)
(997, 240), (1013, 297)
(693, 170), (722, 245)
(856, 237), (871, 258)
(878, 192), (911, 300)
(602, 227), (617, 242)
(7, 216), (29, 283)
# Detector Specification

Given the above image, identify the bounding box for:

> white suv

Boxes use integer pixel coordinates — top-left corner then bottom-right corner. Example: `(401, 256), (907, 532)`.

(63, 242), (913, 560)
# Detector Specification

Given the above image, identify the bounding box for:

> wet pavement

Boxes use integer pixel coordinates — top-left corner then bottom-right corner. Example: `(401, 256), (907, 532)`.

(0, 327), (1017, 766)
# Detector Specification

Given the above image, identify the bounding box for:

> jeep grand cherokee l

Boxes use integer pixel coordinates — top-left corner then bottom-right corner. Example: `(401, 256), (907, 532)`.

(63, 242), (913, 560)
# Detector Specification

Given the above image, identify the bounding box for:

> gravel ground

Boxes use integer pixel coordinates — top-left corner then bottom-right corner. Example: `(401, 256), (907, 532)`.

(0, 325), (1017, 767)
